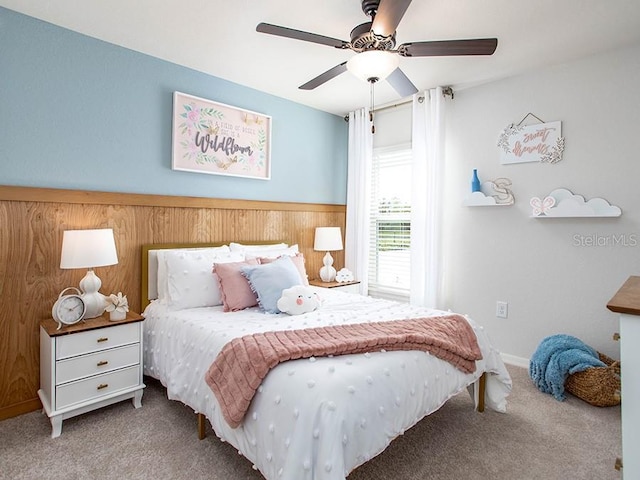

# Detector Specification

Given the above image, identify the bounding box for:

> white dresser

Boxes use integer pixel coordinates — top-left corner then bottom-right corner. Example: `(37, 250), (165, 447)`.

(39, 312), (145, 438)
(607, 276), (640, 479)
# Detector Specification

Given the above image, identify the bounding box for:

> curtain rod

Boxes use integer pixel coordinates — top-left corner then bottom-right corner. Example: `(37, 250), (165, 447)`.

(343, 86), (454, 121)
(373, 98), (413, 114)
(343, 100), (410, 122)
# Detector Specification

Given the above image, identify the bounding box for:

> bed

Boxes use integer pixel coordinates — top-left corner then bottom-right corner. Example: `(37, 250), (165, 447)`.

(140, 242), (511, 480)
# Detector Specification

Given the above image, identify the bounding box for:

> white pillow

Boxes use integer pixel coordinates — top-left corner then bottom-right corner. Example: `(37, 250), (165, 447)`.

(164, 249), (244, 310)
(229, 242), (288, 253)
(156, 246), (230, 302)
(245, 244), (299, 259)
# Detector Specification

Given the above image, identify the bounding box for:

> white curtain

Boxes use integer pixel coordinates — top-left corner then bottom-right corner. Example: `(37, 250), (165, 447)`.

(410, 87), (446, 308)
(345, 108), (373, 295)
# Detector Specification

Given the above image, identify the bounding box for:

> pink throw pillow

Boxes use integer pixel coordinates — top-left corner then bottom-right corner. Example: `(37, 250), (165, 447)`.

(258, 253), (309, 286)
(214, 258), (259, 312)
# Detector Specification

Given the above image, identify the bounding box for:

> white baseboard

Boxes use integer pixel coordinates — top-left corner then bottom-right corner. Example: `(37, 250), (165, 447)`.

(500, 353), (529, 369)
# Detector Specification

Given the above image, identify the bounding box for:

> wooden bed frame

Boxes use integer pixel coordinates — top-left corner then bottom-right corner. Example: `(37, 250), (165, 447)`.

(140, 242), (486, 441)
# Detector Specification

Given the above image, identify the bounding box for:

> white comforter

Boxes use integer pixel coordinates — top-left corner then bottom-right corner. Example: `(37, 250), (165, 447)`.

(143, 288), (511, 480)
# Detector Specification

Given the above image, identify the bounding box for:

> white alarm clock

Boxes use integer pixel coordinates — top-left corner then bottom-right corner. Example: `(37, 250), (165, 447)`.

(52, 287), (86, 330)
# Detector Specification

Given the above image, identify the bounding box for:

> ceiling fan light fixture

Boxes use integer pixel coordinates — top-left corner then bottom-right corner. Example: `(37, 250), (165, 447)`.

(346, 50), (399, 82)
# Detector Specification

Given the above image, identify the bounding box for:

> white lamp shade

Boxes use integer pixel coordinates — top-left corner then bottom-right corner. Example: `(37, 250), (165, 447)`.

(346, 50), (400, 82)
(314, 227), (343, 252)
(60, 228), (118, 269)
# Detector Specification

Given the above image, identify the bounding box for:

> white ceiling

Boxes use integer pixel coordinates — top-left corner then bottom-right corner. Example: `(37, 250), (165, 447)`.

(3, 0), (640, 116)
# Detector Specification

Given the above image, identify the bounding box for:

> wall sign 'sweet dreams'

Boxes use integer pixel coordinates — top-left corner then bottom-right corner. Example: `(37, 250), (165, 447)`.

(497, 121), (564, 165)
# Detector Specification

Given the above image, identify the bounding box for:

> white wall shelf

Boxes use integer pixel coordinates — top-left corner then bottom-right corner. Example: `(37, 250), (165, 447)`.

(464, 179), (514, 207)
(530, 188), (621, 218)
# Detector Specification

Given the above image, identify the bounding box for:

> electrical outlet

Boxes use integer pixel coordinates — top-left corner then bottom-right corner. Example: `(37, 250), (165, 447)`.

(496, 301), (508, 318)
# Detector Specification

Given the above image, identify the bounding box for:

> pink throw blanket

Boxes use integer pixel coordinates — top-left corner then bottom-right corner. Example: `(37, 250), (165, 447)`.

(205, 314), (482, 428)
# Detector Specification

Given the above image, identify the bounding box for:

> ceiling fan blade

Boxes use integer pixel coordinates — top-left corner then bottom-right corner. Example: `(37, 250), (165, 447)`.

(299, 62), (348, 90)
(387, 67), (418, 97)
(371, 0), (413, 37)
(400, 38), (498, 57)
(257, 23), (349, 49)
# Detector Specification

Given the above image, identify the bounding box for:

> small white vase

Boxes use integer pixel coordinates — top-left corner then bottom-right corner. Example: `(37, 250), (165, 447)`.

(109, 310), (127, 321)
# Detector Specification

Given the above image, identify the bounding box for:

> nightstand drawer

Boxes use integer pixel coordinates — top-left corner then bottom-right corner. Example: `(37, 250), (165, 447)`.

(332, 283), (359, 294)
(56, 344), (140, 385)
(56, 323), (140, 360)
(56, 365), (140, 410)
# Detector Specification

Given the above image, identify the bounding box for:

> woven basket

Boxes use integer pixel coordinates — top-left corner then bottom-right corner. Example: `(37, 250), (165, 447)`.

(565, 352), (621, 407)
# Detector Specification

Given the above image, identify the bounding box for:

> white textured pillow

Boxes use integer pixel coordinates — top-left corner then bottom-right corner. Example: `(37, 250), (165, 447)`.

(156, 246), (231, 302)
(164, 249), (244, 310)
(229, 242), (288, 253)
(245, 244), (299, 259)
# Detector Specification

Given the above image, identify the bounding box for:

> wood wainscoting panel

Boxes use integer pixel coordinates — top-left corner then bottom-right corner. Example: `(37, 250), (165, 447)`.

(0, 185), (345, 420)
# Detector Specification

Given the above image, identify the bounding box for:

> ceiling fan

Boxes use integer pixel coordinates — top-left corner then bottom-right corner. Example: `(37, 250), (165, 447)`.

(256, 0), (498, 98)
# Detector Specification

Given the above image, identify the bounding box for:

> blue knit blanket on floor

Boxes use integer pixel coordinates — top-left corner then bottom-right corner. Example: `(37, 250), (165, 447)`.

(529, 334), (605, 401)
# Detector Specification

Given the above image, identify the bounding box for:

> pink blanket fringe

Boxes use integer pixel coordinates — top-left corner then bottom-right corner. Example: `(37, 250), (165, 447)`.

(205, 314), (482, 428)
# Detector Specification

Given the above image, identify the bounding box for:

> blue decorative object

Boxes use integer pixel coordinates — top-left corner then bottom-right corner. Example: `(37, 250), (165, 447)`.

(471, 169), (481, 192)
(529, 334), (605, 401)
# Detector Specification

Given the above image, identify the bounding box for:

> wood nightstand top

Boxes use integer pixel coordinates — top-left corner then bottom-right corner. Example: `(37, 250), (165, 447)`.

(41, 311), (144, 337)
(309, 279), (360, 288)
(607, 276), (640, 316)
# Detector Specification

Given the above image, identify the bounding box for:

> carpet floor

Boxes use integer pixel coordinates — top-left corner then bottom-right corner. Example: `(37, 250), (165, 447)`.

(0, 365), (621, 480)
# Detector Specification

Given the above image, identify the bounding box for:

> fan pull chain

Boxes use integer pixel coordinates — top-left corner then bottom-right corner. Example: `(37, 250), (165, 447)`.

(369, 77), (376, 134)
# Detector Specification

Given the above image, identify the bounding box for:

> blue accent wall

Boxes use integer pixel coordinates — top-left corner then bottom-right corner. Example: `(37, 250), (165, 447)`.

(0, 7), (348, 204)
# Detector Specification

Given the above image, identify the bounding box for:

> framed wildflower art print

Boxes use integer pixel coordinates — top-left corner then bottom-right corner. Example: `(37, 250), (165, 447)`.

(171, 91), (271, 179)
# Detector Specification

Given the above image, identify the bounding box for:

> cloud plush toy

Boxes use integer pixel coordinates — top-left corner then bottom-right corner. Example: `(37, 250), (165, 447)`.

(277, 285), (321, 315)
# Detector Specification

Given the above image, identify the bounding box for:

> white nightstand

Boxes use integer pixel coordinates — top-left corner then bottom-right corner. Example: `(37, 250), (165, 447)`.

(38, 311), (145, 438)
(309, 279), (361, 294)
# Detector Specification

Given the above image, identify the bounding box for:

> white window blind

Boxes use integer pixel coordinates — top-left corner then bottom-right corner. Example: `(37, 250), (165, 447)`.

(367, 144), (412, 301)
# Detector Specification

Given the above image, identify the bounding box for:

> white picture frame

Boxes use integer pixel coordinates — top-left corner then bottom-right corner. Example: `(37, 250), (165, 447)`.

(172, 92), (272, 180)
(498, 120), (563, 164)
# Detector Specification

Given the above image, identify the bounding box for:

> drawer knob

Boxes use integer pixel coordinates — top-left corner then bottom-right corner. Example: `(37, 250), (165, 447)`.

(614, 390), (621, 402)
(614, 457), (622, 471)
(97, 360), (109, 367)
(97, 337), (109, 343)
(613, 332), (620, 341)
(97, 383), (109, 390)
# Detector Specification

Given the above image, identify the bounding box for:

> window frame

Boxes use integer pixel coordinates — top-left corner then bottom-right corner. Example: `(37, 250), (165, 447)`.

(367, 143), (412, 301)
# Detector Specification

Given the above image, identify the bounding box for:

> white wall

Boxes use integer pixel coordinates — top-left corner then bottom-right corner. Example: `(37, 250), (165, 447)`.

(372, 102), (412, 148)
(443, 43), (640, 363)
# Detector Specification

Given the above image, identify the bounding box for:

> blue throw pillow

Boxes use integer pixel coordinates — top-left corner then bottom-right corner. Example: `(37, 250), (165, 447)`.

(240, 255), (303, 313)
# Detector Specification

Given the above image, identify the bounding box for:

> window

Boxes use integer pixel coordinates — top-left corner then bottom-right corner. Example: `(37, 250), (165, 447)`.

(367, 144), (412, 301)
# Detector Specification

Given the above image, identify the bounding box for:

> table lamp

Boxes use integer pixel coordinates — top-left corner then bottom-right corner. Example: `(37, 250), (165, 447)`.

(313, 226), (343, 282)
(60, 228), (118, 319)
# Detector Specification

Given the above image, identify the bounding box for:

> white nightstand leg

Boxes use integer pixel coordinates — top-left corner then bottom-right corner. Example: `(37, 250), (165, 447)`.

(132, 389), (143, 409)
(50, 415), (63, 439)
